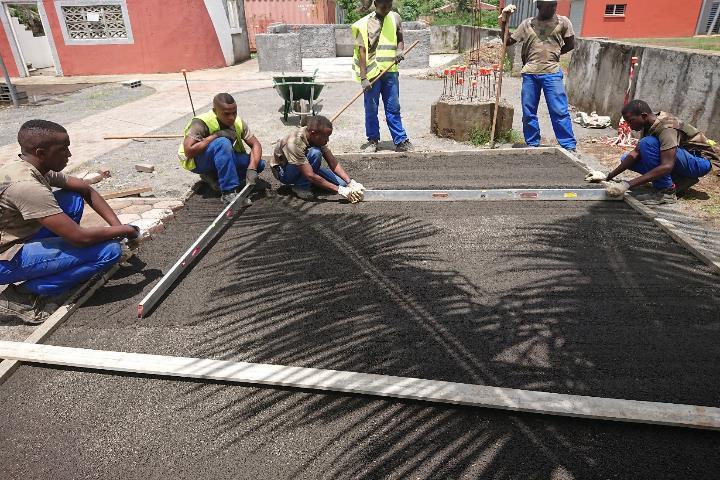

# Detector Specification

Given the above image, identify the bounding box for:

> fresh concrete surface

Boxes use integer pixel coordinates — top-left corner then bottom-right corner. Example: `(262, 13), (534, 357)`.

(2, 151), (720, 478)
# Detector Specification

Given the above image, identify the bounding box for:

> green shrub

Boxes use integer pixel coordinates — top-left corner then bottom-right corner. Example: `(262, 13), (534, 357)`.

(470, 126), (522, 146)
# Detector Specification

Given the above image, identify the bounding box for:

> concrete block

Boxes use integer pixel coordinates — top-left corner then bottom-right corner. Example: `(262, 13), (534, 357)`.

(120, 204), (152, 215)
(431, 99), (514, 142)
(430, 25), (459, 54)
(141, 208), (174, 222)
(79, 212), (107, 228)
(256, 33), (302, 72)
(334, 25), (354, 57)
(130, 218), (165, 236)
(106, 199), (133, 210)
(135, 163), (155, 173)
(267, 23), (289, 34)
(117, 213), (141, 224)
(82, 172), (104, 184)
(153, 200), (184, 212)
(402, 28), (431, 69)
(298, 24), (336, 58)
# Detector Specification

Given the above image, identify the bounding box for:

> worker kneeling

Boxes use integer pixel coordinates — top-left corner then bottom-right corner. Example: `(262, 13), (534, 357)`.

(179, 93), (265, 204)
(0, 120), (140, 324)
(586, 100), (718, 205)
(271, 116), (365, 202)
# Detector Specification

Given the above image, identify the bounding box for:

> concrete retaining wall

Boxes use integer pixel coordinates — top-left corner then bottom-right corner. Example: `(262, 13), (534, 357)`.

(256, 33), (302, 72)
(567, 39), (720, 139)
(402, 27), (431, 68)
(335, 25), (354, 57)
(429, 25), (502, 54)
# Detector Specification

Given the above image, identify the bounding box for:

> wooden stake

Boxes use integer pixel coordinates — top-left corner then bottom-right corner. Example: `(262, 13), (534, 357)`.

(490, 10), (513, 149)
(330, 40), (419, 124)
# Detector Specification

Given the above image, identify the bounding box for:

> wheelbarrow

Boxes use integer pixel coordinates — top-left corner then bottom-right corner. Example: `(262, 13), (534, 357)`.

(273, 70), (325, 126)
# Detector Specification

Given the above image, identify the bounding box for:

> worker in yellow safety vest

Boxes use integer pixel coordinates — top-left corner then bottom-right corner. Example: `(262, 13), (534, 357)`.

(352, 0), (412, 152)
(179, 93), (265, 204)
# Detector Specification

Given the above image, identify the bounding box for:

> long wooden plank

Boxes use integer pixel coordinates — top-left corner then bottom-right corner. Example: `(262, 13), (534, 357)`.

(101, 186), (152, 200)
(0, 263), (124, 385)
(1, 340), (718, 430)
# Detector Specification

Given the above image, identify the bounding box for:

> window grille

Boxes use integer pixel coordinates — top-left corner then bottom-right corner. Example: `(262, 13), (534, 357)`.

(226, 0), (241, 30)
(604, 4), (626, 16)
(61, 4), (128, 40)
(706, 2), (720, 34)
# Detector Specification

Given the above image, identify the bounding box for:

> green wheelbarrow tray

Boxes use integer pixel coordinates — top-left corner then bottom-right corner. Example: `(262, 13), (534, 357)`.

(273, 81), (325, 125)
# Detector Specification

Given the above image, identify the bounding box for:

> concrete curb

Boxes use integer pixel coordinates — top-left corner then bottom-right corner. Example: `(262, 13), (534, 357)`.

(0, 258), (129, 385)
(563, 147), (720, 276)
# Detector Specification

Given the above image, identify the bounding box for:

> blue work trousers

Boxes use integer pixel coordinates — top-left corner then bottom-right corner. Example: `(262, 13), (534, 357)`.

(0, 190), (122, 296)
(192, 137), (265, 192)
(274, 147), (347, 190)
(363, 72), (408, 145)
(621, 136), (712, 189)
(521, 71), (576, 150)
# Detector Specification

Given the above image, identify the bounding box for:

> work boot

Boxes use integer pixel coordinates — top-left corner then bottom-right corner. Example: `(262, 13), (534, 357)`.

(633, 188), (678, 206)
(292, 186), (315, 201)
(0, 284), (51, 325)
(395, 140), (414, 152)
(365, 139), (379, 153)
(199, 173), (221, 193)
(672, 176), (700, 196)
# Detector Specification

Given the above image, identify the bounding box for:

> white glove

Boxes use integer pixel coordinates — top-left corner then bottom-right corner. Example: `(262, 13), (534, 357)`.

(604, 180), (630, 197)
(499, 4), (516, 20)
(348, 179), (366, 192)
(338, 185), (362, 204)
(584, 170), (607, 183)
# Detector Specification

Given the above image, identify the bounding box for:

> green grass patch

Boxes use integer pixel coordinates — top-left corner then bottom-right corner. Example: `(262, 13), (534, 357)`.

(619, 37), (720, 53)
(470, 126), (522, 146)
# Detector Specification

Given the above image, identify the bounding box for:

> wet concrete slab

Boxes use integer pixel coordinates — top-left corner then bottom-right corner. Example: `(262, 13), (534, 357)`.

(339, 150), (591, 190)
(2, 151), (720, 479)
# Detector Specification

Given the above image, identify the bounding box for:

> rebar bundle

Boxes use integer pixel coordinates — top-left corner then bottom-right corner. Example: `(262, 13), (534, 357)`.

(439, 64), (498, 102)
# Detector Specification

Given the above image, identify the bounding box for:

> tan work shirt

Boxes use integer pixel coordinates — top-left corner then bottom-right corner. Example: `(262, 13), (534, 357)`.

(0, 160), (69, 261)
(511, 15), (574, 74)
(272, 127), (330, 168)
(354, 11), (403, 56)
(644, 111), (720, 164)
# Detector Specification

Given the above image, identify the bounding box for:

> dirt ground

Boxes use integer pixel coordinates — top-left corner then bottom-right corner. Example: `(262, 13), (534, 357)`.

(577, 138), (720, 228)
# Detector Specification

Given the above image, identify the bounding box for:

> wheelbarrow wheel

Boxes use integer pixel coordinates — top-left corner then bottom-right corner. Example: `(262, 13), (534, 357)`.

(299, 100), (310, 127)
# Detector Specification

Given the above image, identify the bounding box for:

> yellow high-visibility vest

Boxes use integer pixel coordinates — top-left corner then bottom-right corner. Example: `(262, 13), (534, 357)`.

(177, 110), (246, 171)
(351, 12), (398, 82)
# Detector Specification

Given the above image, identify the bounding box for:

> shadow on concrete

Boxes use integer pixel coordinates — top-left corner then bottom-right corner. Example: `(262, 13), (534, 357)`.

(161, 197), (720, 478)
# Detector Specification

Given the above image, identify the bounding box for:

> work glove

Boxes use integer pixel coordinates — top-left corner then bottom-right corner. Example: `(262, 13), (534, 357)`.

(395, 52), (405, 63)
(348, 179), (366, 193)
(361, 78), (372, 92)
(216, 128), (237, 143)
(338, 185), (363, 204)
(245, 168), (258, 186)
(603, 180), (630, 197)
(584, 170), (607, 183)
(498, 4), (516, 21)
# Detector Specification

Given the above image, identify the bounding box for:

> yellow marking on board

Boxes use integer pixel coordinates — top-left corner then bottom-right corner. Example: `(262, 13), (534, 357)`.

(564, 192), (578, 198)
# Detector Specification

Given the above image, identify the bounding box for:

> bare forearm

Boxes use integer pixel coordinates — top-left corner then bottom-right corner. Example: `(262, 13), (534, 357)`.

(184, 134), (219, 158)
(627, 165), (673, 189)
(307, 173), (340, 192)
(359, 47), (368, 78)
(67, 225), (134, 247)
(397, 41), (405, 53)
(249, 143), (262, 170)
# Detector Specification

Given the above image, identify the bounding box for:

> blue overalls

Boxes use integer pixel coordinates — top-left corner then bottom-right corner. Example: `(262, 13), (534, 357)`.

(273, 148), (348, 189)
(621, 136), (712, 190)
(192, 137), (266, 192)
(521, 70), (576, 150)
(364, 72), (409, 146)
(0, 190), (121, 296)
